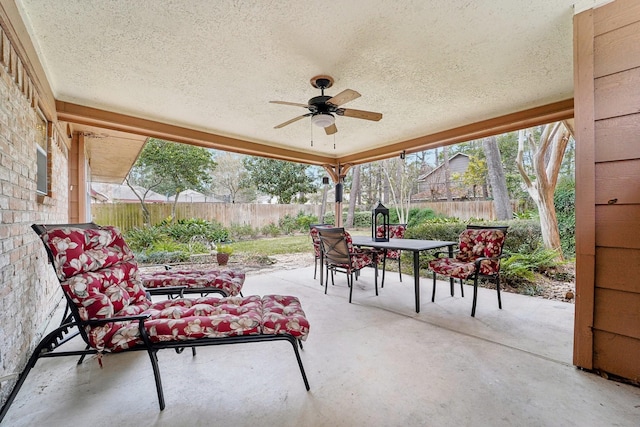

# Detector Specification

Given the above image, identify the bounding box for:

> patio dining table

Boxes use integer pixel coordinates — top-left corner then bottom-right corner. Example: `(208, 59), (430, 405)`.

(349, 236), (457, 313)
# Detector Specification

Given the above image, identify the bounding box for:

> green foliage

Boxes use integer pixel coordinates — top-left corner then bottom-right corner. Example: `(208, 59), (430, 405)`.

(501, 248), (562, 287)
(406, 208), (442, 227)
(555, 177), (576, 258)
(261, 222), (281, 237)
(228, 223), (259, 241)
(322, 211), (371, 227)
(157, 218), (229, 243)
(216, 244), (234, 255)
(125, 226), (166, 251)
(135, 251), (190, 264)
(130, 138), (216, 197)
(242, 157), (316, 203)
(278, 212), (318, 234)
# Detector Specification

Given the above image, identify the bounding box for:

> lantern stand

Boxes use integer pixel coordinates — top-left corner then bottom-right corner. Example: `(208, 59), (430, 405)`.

(372, 201), (390, 242)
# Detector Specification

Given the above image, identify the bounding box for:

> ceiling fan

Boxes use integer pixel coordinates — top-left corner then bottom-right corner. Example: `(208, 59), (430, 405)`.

(270, 75), (382, 135)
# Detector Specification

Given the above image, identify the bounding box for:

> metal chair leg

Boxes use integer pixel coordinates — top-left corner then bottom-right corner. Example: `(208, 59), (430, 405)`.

(431, 272), (437, 302)
(348, 273), (354, 303)
(471, 275), (479, 317)
(460, 278), (465, 297)
(496, 275), (502, 309)
(398, 255), (402, 282)
(381, 254), (387, 288)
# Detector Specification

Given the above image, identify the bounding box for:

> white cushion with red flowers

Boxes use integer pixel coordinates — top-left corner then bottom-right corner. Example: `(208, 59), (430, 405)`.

(375, 224), (407, 260)
(428, 228), (506, 280)
(40, 226), (309, 353)
(261, 295), (310, 340)
(140, 269), (245, 296)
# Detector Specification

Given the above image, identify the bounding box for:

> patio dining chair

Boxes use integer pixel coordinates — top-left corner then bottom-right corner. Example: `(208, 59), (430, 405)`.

(309, 223), (333, 281)
(375, 223), (407, 287)
(317, 227), (379, 303)
(428, 225), (508, 317)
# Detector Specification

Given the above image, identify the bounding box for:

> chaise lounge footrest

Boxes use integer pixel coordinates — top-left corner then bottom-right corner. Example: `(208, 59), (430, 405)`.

(140, 268), (245, 297)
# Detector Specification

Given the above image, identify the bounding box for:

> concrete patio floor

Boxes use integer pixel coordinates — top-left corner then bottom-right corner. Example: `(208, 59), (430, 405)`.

(3, 264), (640, 426)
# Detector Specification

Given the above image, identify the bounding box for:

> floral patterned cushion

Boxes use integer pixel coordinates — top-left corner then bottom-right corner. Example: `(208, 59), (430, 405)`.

(375, 224), (407, 260)
(39, 226), (310, 352)
(344, 231), (377, 271)
(261, 295), (310, 340)
(428, 228), (506, 279)
(41, 225), (135, 281)
(140, 269), (245, 296)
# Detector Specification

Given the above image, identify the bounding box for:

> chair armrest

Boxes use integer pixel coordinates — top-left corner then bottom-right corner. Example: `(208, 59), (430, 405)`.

(433, 249), (459, 258)
(84, 314), (151, 327)
(146, 286), (186, 298)
(473, 252), (509, 268)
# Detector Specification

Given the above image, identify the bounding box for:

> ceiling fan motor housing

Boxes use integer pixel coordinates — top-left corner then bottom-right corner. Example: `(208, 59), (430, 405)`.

(309, 95), (333, 113)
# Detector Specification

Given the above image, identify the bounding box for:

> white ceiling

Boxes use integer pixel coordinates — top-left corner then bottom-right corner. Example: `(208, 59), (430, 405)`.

(16, 0), (579, 159)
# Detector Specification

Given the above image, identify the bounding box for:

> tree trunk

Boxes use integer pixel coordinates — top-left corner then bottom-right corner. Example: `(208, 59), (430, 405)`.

(125, 177), (151, 226)
(516, 121), (571, 259)
(346, 165), (360, 227)
(483, 136), (512, 220)
(443, 146), (452, 202)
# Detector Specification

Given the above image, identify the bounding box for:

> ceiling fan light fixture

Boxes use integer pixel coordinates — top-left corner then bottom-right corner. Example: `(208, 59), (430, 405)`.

(311, 113), (335, 128)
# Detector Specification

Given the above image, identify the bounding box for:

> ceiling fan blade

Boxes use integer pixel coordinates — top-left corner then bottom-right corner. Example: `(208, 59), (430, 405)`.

(270, 101), (309, 108)
(324, 123), (338, 135)
(327, 89), (361, 107)
(274, 114), (309, 129)
(339, 108), (383, 121)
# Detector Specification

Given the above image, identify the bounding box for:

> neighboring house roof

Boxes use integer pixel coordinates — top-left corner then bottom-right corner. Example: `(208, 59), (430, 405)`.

(90, 183), (167, 203)
(417, 153), (471, 182)
(170, 190), (223, 203)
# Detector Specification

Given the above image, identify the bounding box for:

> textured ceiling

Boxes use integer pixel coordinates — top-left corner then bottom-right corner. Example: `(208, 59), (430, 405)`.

(16, 0), (579, 160)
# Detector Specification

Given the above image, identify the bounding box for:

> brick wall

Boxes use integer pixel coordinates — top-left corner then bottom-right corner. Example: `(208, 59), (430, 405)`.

(0, 29), (69, 405)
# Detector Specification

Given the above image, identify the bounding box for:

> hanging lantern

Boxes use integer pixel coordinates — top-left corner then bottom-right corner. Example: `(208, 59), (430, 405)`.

(372, 201), (390, 242)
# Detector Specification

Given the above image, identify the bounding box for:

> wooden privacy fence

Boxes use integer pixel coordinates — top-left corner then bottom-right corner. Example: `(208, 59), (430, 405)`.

(91, 203), (324, 232)
(410, 201), (520, 221)
(91, 200), (510, 233)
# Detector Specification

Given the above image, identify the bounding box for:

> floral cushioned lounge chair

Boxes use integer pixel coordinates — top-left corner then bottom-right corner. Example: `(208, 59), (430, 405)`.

(0, 223), (310, 421)
(428, 225), (508, 317)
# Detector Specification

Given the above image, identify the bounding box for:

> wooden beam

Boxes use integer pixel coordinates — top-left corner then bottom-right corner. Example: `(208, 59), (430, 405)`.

(55, 101), (336, 166)
(337, 99), (574, 165)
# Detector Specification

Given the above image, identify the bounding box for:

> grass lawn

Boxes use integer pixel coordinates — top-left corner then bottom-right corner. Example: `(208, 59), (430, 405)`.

(229, 234), (313, 255)
(228, 228), (370, 256)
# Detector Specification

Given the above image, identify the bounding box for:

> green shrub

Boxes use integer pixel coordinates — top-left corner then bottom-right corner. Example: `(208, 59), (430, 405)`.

(323, 211), (371, 227)
(501, 248), (562, 287)
(278, 215), (298, 235)
(261, 222), (281, 237)
(157, 218), (229, 243)
(125, 226), (166, 251)
(228, 223), (259, 241)
(555, 177), (575, 259)
(135, 251), (189, 264)
(406, 208), (442, 227)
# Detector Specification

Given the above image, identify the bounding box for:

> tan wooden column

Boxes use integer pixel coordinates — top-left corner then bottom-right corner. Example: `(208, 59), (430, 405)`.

(323, 162), (353, 227)
(68, 132), (89, 223)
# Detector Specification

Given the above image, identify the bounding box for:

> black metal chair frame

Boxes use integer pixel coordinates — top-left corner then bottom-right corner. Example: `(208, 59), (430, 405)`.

(309, 223), (332, 281)
(431, 225), (508, 317)
(0, 224), (310, 422)
(317, 227), (378, 303)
